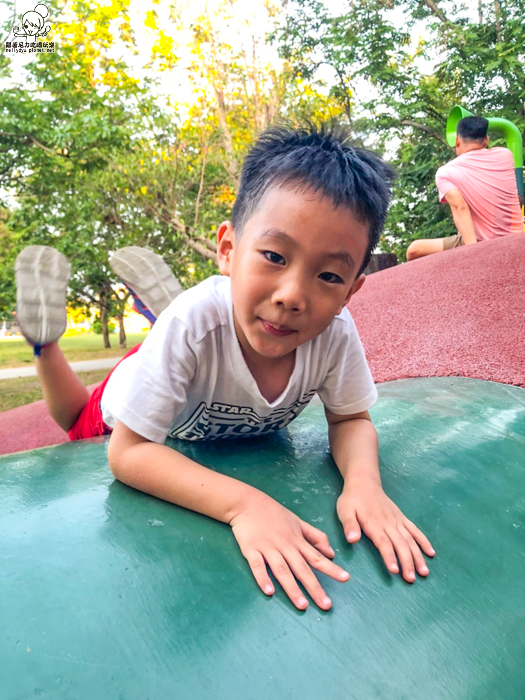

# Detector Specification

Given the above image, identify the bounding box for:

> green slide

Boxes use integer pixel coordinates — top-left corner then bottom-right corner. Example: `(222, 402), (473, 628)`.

(1, 377), (524, 699)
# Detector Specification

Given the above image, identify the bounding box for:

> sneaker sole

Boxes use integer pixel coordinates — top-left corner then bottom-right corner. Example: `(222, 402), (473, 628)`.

(15, 246), (71, 346)
(109, 247), (183, 318)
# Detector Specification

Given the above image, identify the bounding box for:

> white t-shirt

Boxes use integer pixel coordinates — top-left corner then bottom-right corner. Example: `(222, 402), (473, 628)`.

(101, 276), (377, 442)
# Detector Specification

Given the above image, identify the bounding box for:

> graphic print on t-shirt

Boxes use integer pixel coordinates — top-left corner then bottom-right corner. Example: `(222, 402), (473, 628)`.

(169, 390), (317, 441)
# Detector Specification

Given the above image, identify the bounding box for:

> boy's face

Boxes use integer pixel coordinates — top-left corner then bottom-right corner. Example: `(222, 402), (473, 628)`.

(217, 184), (368, 366)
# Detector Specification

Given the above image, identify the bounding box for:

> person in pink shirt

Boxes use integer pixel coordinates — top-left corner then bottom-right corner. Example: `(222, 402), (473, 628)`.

(407, 115), (523, 261)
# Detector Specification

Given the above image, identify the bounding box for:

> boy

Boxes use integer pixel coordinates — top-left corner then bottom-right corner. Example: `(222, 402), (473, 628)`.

(15, 124), (434, 611)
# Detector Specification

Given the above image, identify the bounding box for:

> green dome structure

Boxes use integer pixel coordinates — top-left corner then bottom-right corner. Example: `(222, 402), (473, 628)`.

(1, 378), (525, 699)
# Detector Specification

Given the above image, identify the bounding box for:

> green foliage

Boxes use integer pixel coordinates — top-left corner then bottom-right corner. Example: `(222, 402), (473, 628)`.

(1, 0), (522, 302)
(0, 210), (19, 319)
(1, 0), (341, 321)
(91, 318), (116, 334)
(274, 0), (525, 259)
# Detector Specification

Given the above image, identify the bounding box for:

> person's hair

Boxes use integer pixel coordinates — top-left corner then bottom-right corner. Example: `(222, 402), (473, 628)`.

(231, 122), (397, 276)
(457, 116), (488, 143)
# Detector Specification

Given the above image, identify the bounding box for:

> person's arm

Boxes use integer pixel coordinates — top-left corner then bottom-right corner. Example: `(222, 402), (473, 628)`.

(108, 420), (350, 610)
(444, 188), (477, 245)
(326, 408), (435, 582)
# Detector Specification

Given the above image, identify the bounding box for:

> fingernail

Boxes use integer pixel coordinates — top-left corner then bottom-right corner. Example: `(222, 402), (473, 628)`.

(390, 565), (399, 573)
(429, 548), (436, 555)
(297, 595), (308, 608)
(328, 546), (335, 556)
(264, 584), (274, 595)
(421, 566), (429, 575)
(340, 570), (350, 581)
(346, 531), (358, 540)
(407, 572), (415, 581)
(322, 596), (331, 607)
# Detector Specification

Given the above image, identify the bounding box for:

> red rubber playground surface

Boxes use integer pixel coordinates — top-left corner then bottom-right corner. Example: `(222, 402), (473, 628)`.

(1, 232), (524, 456)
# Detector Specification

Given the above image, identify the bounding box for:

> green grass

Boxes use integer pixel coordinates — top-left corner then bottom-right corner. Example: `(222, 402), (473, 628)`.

(0, 369), (110, 413)
(0, 331), (148, 369)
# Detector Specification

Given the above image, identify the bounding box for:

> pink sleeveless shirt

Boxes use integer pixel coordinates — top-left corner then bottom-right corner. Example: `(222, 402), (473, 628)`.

(435, 147), (522, 241)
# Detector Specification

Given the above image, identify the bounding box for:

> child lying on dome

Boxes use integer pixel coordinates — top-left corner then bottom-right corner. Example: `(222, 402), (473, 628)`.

(15, 123), (435, 611)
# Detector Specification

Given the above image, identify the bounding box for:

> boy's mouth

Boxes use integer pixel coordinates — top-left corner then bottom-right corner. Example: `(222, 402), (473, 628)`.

(259, 318), (297, 337)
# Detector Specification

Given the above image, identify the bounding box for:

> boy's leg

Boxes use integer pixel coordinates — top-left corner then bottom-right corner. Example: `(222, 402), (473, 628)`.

(109, 246), (183, 321)
(15, 245), (90, 433)
(35, 342), (90, 433)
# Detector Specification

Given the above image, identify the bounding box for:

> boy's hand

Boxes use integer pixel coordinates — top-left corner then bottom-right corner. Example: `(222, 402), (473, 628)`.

(230, 493), (350, 611)
(337, 484), (435, 583)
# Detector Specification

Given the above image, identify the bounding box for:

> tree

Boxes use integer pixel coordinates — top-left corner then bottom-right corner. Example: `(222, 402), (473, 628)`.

(274, 0), (525, 259)
(0, 208), (18, 320)
(0, 0), (381, 343)
(0, 0), (157, 344)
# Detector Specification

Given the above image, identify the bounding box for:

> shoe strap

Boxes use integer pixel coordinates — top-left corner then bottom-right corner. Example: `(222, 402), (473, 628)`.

(33, 343), (50, 356)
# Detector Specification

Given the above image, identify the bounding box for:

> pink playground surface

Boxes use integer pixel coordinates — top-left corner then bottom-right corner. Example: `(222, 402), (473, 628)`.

(1, 232), (524, 456)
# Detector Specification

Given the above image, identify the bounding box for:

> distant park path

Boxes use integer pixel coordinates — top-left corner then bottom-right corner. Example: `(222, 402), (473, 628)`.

(0, 357), (120, 380)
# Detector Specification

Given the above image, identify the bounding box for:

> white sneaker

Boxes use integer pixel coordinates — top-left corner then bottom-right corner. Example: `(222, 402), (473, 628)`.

(14, 246), (71, 347)
(109, 246), (183, 319)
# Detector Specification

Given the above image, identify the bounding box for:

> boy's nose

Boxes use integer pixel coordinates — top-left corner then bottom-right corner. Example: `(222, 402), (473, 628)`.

(272, 278), (307, 313)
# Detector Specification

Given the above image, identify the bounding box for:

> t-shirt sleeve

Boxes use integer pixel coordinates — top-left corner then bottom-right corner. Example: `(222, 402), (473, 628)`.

(435, 164), (457, 203)
(102, 311), (198, 443)
(316, 311), (378, 415)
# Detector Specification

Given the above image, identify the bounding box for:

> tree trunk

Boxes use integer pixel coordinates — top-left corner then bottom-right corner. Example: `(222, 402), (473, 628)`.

(494, 0), (502, 43)
(118, 307), (127, 349)
(100, 290), (111, 349)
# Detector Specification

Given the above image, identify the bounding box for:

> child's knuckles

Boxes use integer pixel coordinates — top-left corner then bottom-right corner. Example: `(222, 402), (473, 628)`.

(249, 558), (266, 571)
(374, 533), (393, 549)
(344, 516), (359, 528)
(290, 559), (312, 580)
(306, 549), (325, 567)
(273, 562), (292, 577)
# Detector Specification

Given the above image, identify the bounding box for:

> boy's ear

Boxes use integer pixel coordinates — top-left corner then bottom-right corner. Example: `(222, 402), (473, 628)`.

(338, 273), (366, 314)
(216, 221), (235, 277)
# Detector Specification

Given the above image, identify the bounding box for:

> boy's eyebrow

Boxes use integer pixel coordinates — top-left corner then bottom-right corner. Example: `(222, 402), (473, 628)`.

(257, 228), (356, 271)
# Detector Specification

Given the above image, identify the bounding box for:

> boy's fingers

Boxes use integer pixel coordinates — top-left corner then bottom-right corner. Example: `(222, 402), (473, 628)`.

(343, 516), (362, 543)
(285, 552), (333, 610)
(386, 527), (416, 582)
(300, 521), (334, 558)
(265, 551), (309, 610)
(302, 543), (351, 583)
(245, 551), (275, 596)
(368, 528), (400, 575)
(399, 525), (430, 577)
(404, 519), (436, 557)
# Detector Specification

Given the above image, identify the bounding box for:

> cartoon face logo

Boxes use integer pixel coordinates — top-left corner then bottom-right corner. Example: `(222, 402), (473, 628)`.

(13, 4), (51, 40)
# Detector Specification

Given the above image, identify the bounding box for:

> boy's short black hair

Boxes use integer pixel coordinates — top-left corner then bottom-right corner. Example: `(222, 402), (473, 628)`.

(231, 122), (397, 276)
(457, 116), (489, 142)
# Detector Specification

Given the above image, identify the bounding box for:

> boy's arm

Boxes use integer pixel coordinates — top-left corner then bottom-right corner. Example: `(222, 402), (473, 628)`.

(108, 420), (350, 610)
(326, 408), (435, 582)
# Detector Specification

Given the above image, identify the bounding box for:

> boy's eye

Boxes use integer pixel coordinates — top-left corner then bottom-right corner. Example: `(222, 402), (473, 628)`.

(319, 271), (343, 284)
(262, 251), (285, 265)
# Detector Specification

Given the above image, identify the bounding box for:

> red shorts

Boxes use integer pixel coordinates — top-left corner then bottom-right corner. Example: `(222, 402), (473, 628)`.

(68, 344), (142, 441)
